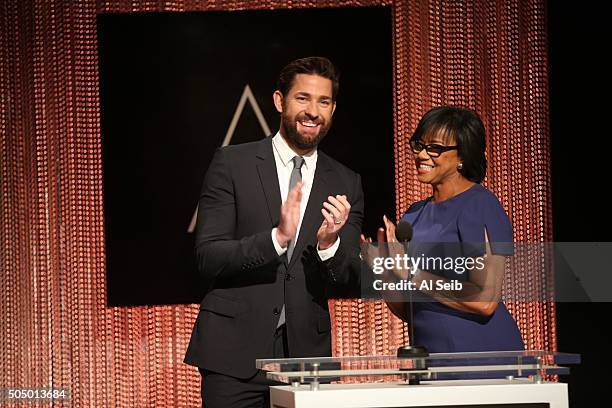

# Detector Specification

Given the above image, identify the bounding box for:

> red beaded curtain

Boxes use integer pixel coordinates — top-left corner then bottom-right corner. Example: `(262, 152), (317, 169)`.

(0, 0), (554, 406)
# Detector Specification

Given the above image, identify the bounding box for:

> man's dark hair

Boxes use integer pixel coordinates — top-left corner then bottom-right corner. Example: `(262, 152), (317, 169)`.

(412, 106), (488, 183)
(276, 57), (340, 101)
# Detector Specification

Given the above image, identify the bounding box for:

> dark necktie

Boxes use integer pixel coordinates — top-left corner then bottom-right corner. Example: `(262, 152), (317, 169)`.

(277, 155), (304, 327)
(286, 155), (305, 261)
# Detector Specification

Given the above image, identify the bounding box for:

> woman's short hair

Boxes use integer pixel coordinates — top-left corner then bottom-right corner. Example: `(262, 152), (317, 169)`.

(412, 106), (487, 183)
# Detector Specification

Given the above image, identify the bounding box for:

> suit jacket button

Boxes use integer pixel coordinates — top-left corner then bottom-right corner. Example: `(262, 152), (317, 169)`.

(285, 273), (293, 281)
(273, 307), (281, 315)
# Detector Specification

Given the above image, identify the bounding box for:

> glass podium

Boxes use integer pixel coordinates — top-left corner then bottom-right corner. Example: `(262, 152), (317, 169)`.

(256, 351), (580, 408)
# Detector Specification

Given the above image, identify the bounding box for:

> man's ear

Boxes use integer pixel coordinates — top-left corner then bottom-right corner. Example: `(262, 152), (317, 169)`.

(332, 102), (337, 116)
(273, 90), (284, 113)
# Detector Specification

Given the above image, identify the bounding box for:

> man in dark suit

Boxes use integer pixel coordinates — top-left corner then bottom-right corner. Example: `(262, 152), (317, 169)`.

(184, 56), (364, 407)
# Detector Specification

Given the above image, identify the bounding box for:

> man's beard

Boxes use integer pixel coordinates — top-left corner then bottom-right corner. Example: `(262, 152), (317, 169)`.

(280, 112), (332, 151)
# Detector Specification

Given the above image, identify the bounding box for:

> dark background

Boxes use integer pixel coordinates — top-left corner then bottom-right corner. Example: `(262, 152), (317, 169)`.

(98, 7), (394, 307)
(548, 0), (612, 405)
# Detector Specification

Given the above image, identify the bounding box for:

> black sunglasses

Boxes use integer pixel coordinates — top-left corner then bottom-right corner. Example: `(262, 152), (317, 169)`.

(409, 138), (458, 157)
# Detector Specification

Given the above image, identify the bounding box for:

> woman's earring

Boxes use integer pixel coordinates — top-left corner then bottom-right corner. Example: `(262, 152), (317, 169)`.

(457, 163), (463, 170)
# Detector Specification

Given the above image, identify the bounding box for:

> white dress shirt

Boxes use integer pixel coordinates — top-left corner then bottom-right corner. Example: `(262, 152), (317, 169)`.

(270, 132), (340, 260)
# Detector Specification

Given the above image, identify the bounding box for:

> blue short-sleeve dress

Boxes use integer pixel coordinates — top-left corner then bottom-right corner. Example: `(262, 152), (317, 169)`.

(401, 183), (524, 353)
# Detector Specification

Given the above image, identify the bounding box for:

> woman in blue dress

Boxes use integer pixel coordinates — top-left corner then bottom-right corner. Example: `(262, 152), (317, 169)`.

(378, 106), (524, 353)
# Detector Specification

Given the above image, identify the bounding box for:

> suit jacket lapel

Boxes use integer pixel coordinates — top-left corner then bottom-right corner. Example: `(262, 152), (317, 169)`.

(256, 137), (282, 228)
(288, 152), (334, 270)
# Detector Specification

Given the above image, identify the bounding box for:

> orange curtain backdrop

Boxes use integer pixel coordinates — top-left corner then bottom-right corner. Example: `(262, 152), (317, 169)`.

(0, 0), (554, 406)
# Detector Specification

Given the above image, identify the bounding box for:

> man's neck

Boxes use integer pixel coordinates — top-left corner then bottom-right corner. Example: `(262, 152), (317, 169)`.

(279, 130), (316, 157)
